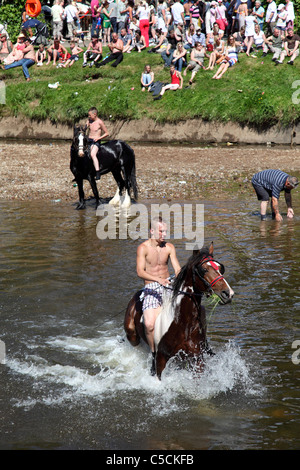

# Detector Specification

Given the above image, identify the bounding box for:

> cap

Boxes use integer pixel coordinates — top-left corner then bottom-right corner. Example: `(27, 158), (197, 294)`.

(277, 3), (285, 9)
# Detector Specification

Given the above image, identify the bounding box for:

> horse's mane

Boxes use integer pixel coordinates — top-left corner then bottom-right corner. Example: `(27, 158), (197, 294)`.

(171, 247), (210, 300)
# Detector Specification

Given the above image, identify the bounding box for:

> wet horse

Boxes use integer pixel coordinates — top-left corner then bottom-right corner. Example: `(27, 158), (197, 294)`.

(70, 125), (138, 209)
(124, 243), (234, 379)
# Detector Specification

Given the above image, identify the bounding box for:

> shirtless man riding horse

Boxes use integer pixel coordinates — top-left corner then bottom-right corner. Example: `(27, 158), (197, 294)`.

(137, 216), (181, 375)
(86, 107), (109, 180)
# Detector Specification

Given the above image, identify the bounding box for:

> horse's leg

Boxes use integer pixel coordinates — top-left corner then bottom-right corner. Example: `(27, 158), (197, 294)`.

(87, 174), (101, 208)
(109, 169), (125, 206)
(76, 178), (86, 210)
(109, 186), (121, 206)
(155, 349), (168, 380)
(121, 189), (131, 208)
(124, 292), (142, 347)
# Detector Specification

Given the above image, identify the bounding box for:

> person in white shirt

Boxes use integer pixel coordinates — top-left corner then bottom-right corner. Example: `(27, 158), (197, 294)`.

(51, 0), (64, 40)
(64, 0), (79, 39)
(171, 0), (185, 26)
(244, 10), (256, 56)
(285, 0), (295, 30)
(265, 0), (277, 36)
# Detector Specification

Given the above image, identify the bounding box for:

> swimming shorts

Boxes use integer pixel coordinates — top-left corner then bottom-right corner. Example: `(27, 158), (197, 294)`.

(88, 138), (102, 150)
(140, 282), (164, 312)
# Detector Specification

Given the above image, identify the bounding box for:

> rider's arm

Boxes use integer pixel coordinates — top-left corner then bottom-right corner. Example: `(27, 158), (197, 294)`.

(168, 243), (181, 277)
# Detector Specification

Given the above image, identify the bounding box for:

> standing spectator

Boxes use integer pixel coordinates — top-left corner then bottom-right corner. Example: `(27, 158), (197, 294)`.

(215, 0), (228, 38)
(265, 0), (277, 36)
(237, 0), (248, 31)
(253, 1), (264, 31)
(137, 1), (150, 48)
(190, 0), (202, 30)
(171, 0), (185, 28)
(101, 1), (112, 46)
(109, 0), (118, 34)
(276, 4), (288, 32)
(244, 9), (255, 56)
(184, 0), (193, 29)
(285, 0), (295, 31)
(90, 0), (100, 38)
(117, 0), (127, 33)
(51, 0), (64, 40)
(64, 0), (79, 39)
(157, 0), (168, 35)
(275, 26), (300, 65)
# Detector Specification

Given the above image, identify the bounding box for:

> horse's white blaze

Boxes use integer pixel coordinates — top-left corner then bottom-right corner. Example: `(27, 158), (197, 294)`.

(78, 133), (84, 157)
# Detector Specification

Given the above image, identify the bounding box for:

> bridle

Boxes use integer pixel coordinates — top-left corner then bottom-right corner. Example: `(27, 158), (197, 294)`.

(167, 256), (225, 300)
(196, 256), (225, 290)
(73, 128), (87, 157)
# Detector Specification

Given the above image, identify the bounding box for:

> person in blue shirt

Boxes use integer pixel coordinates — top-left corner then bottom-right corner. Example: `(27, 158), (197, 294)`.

(252, 169), (298, 221)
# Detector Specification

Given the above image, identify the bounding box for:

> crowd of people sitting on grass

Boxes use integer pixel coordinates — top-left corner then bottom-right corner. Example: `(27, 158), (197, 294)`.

(0, 0), (298, 89)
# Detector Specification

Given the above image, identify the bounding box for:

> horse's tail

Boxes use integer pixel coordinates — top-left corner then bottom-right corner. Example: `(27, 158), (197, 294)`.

(121, 141), (138, 201)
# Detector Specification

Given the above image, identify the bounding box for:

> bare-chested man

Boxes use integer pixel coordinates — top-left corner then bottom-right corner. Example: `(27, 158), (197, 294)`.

(86, 107), (109, 180)
(137, 216), (181, 374)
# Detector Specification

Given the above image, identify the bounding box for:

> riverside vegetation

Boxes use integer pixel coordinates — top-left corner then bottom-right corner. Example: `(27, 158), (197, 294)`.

(1, 44), (300, 130)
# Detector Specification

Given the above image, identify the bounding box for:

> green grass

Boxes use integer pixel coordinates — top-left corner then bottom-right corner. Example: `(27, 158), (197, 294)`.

(1, 46), (300, 129)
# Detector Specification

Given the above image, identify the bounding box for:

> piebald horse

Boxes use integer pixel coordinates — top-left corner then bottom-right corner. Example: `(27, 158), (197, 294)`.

(124, 243), (234, 379)
(70, 125), (138, 209)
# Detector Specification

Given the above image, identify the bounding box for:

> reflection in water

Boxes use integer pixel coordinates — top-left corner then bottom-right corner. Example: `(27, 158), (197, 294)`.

(0, 198), (299, 450)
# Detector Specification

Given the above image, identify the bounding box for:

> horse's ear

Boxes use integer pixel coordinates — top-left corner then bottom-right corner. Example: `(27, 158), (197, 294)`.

(83, 124), (88, 132)
(209, 242), (214, 256)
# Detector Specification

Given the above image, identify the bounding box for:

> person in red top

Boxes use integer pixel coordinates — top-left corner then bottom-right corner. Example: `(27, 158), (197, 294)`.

(153, 65), (183, 100)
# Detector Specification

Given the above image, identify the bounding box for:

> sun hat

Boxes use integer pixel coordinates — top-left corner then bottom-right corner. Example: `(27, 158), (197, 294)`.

(277, 3), (285, 9)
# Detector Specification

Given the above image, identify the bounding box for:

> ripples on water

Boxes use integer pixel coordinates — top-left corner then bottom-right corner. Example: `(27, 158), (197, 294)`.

(0, 198), (299, 450)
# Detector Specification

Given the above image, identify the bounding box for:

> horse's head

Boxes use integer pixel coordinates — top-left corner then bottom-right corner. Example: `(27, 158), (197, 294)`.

(73, 124), (88, 157)
(192, 242), (234, 304)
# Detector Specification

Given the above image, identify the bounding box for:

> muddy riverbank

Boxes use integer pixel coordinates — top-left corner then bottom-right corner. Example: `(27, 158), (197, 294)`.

(0, 140), (299, 202)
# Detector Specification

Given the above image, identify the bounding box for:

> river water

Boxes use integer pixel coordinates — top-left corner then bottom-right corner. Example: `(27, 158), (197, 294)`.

(0, 195), (299, 450)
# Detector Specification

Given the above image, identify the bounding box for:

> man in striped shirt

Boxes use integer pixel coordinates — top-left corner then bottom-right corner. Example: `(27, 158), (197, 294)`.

(252, 169), (298, 221)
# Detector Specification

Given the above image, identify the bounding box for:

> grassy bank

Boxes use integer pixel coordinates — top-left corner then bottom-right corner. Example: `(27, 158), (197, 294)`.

(1, 45), (300, 129)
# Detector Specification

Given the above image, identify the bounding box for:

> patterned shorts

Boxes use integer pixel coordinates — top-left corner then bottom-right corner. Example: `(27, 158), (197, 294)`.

(140, 282), (164, 312)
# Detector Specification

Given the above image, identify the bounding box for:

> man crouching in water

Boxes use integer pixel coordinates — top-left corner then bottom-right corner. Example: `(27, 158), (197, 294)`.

(136, 216), (181, 375)
(86, 107), (109, 180)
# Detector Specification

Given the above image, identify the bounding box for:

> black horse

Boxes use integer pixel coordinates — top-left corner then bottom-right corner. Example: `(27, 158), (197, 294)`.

(70, 125), (138, 209)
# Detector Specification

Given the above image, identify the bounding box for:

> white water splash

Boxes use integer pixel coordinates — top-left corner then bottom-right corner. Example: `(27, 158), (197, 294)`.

(7, 332), (260, 413)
